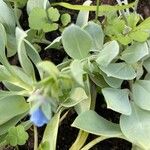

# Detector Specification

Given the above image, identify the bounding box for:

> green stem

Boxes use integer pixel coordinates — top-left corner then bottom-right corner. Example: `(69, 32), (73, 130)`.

(95, 0), (100, 22)
(81, 136), (108, 150)
(134, 0), (139, 12)
(90, 81), (97, 110)
(69, 131), (89, 150)
(51, 2), (135, 12)
(34, 126), (38, 150)
(16, 146), (19, 150)
(116, 0), (129, 26)
(59, 110), (69, 124)
(32, 39), (51, 45)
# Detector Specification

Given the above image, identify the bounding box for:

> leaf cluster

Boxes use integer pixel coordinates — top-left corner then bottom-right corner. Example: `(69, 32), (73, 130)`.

(0, 0), (150, 150)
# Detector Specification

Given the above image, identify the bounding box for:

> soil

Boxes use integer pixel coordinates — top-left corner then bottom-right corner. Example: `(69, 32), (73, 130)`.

(4, 0), (150, 150)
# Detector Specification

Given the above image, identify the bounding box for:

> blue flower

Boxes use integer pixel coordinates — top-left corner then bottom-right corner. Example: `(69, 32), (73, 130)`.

(30, 108), (49, 127)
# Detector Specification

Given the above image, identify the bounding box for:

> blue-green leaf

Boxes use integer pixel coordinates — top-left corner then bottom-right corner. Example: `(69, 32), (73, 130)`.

(62, 24), (92, 59)
(72, 110), (122, 137)
(102, 88), (131, 115)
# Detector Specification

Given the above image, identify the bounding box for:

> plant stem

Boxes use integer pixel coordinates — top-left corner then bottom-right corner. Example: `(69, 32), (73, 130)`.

(116, 0), (129, 26)
(34, 126), (38, 150)
(81, 136), (108, 150)
(32, 39), (51, 45)
(69, 130), (89, 150)
(90, 81), (97, 110)
(95, 0), (100, 22)
(134, 0), (139, 12)
(123, 0), (130, 14)
(59, 110), (69, 124)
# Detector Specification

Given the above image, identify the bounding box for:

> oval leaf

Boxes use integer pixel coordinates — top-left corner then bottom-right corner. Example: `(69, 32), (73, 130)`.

(70, 60), (85, 86)
(99, 63), (136, 80)
(102, 88), (131, 115)
(0, 96), (29, 125)
(133, 80), (150, 111)
(121, 42), (149, 64)
(62, 24), (92, 59)
(120, 102), (150, 149)
(96, 40), (119, 66)
(72, 110), (122, 137)
(76, 0), (92, 27)
(84, 21), (104, 50)
(62, 87), (88, 107)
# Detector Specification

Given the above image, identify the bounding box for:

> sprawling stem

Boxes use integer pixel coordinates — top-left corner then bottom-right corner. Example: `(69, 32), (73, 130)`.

(134, 0), (139, 12)
(81, 136), (108, 150)
(69, 130), (89, 150)
(34, 126), (38, 150)
(95, 0), (100, 22)
(116, 0), (129, 25)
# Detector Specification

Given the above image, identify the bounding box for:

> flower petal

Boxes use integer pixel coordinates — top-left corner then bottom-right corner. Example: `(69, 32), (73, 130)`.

(30, 108), (49, 127)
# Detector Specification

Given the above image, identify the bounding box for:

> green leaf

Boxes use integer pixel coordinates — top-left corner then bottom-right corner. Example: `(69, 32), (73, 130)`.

(127, 13), (140, 28)
(0, 24), (10, 68)
(41, 111), (61, 150)
(0, 65), (13, 82)
(0, 65), (32, 91)
(105, 18), (125, 36)
(27, 0), (48, 14)
(70, 60), (85, 86)
(0, 113), (26, 136)
(61, 13), (71, 26)
(6, 33), (17, 57)
(132, 145), (143, 150)
(24, 40), (42, 65)
(48, 7), (60, 22)
(72, 110), (122, 137)
(6, 125), (28, 146)
(76, 0), (92, 27)
(116, 34), (132, 45)
(101, 72), (123, 88)
(121, 42), (149, 64)
(62, 24), (92, 59)
(136, 17), (150, 30)
(16, 27), (35, 80)
(96, 40), (119, 66)
(0, 96), (29, 125)
(62, 87), (88, 107)
(75, 75), (91, 114)
(129, 30), (149, 42)
(99, 63), (136, 80)
(133, 80), (150, 111)
(15, 0), (28, 8)
(43, 23), (58, 32)
(0, 0), (15, 32)
(120, 102), (150, 149)
(0, 134), (7, 148)
(39, 141), (50, 150)
(29, 8), (47, 30)
(84, 22), (104, 50)
(37, 61), (59, 79)
(45, 36), (62, 50)
(9, 66), (33, 89)
(143, 58), (150, 73)
(90, 73), (108, 88)
(102, 88), (131, 115)
(0, 90), (28, 100)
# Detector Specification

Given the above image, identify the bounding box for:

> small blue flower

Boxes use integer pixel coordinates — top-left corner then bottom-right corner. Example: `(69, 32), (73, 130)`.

(30, 108), (49, 127)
